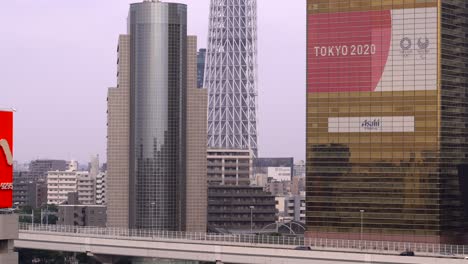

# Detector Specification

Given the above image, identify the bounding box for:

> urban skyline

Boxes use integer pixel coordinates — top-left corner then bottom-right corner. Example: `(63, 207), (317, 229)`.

(2, 0), (468, 263)
(0, 0), (306, 164)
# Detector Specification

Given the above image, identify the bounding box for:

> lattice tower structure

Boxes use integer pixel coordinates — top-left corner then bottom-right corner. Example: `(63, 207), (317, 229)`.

(205, 0), (259, 157)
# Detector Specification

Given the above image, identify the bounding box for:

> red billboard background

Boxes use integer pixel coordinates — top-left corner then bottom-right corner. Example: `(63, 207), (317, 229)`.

(308, 10), (392, 93)
(0, 111), (13, 208)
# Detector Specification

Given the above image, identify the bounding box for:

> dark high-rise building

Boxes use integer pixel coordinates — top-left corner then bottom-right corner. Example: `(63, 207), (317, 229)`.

(306, 0), (468, 244)
(197, 48), (206, 88)
(107, 0), (207, 232)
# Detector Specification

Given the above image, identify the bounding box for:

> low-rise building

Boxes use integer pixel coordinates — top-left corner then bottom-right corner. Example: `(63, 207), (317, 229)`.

(47, 158), (107, 206)
(284, 193), (306, 223)
(252, 173), (268, 187)
(13, 172), (36, 208)
(13, 172), (48, 209)
(77, 173), (95, 205)
(266, 181), (291, 196)
(267, 167), (292, 182)
(293, 160), (306, 177)
(29, 160), (68, 181)
(36, 180), (48, 208)
(96, 172), (107, 205)
(253, 158), (294, 182)
(207, 149), (252, 186)
(57, 205), (106, 227)
(291, 176), (305, 196)
(47, 171), (80, 205)
(47, 170), (97, 205)
(208, 186), (276, 231)
(275, 196), (289, 222)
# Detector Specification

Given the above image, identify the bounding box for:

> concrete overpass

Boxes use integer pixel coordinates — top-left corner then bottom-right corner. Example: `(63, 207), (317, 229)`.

(14, 224), (468, 264)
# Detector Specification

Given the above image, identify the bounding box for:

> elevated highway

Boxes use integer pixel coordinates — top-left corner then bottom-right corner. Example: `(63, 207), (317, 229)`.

(14, 224), (468, 264)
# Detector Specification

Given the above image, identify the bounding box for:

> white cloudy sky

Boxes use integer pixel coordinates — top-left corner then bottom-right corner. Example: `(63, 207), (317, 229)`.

(0, 0), (306, 164)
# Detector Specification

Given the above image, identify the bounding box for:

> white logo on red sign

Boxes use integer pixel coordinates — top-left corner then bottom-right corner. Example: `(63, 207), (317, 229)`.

(0, 139), (13, 166)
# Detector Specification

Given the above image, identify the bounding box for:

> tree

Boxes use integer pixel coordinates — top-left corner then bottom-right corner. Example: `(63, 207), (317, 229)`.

(18, 204), (59, 225)
(18, 249), (65, 264)
(39, 204), (58, 225)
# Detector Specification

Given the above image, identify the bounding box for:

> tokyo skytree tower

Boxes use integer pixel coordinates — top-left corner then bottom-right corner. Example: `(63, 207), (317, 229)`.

(204, 0), (259, 156)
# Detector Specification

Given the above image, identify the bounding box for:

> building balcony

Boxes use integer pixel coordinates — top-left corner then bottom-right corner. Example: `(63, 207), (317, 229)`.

(208, 193), (273, 198)
(208, 200), (275, 206)
(208, 216), (275, 222)
(208, 208), (276, 214)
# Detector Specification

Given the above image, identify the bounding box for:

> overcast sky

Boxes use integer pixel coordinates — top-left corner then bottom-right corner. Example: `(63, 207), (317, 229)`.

(0, 0), (306, 164)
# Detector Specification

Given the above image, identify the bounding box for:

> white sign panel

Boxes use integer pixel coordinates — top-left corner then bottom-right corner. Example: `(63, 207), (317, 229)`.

(267, 167), (291, 182)
(376, 7), (438, 92)
(328, 116), (415, 133)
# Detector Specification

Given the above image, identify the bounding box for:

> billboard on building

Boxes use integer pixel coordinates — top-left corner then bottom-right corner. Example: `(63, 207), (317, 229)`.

(308, 6), (438, 93)
(328, 116), (415, 133)
(0, 110), (13, 208)
(307, 2), (438, 136)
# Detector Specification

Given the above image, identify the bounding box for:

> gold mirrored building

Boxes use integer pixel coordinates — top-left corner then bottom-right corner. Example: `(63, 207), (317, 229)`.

(306, 0), (468, 243)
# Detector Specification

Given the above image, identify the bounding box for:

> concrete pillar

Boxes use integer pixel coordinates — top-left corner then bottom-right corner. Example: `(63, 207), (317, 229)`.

(0, 213), (18, 264)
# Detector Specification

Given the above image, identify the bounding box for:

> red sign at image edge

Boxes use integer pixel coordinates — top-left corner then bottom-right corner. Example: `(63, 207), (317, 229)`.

(0, 111), (13, 208)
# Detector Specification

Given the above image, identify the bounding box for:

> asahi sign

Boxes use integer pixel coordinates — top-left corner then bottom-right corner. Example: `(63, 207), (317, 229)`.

(328, 116), (415, 133)
(0, 110), (13, 208)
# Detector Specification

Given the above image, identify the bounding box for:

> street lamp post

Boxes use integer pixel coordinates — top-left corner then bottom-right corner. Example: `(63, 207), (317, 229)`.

(250, 206), (255, 233)
(360, 210), (365, 248)
(150, 202), (156, 230)
(41, 205), (49, 225)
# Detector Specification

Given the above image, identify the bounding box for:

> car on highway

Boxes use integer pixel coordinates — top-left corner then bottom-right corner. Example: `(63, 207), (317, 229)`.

(399, 251), (415, 256)
(440, 251), (455, 257)
(294, 246), (312, 251)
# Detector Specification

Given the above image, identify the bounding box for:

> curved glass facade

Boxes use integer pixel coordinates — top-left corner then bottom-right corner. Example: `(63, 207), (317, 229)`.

(306, 0), (468, 243)
(129, 1), (187, 230)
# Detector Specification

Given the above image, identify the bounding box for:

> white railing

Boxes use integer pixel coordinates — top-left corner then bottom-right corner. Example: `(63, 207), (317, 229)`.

(18, 223), (468, 258)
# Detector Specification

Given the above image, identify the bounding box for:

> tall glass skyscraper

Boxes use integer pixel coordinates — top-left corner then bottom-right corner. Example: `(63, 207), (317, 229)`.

(108, 1), (207, 232)
(205, 0), (259, 156)
(306, 0), (468, 243)
(128, 1), (187, 230)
